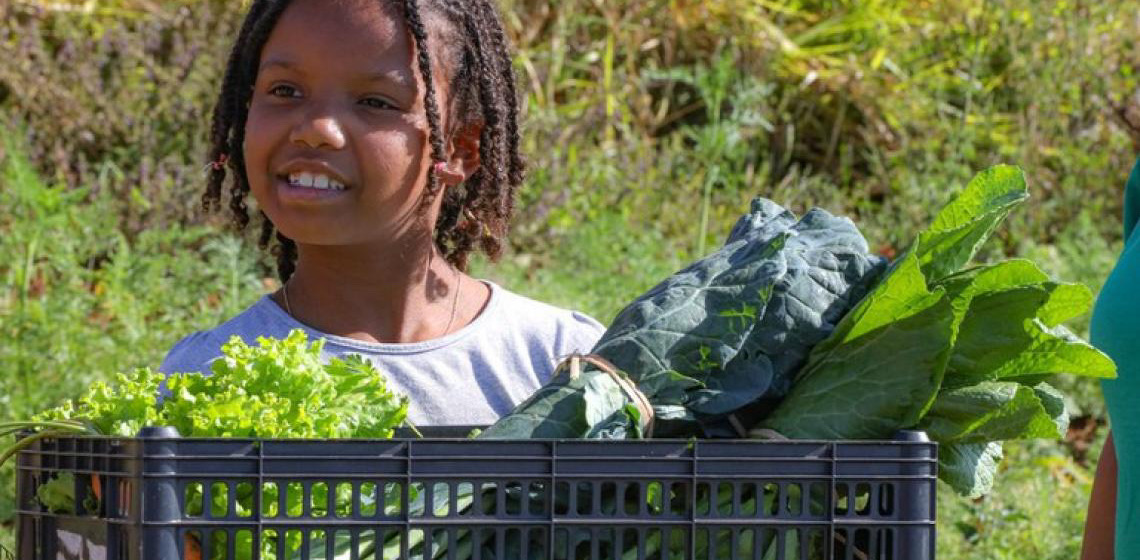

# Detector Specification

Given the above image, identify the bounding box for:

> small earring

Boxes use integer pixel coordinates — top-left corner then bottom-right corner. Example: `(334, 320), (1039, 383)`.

(203, 153), (229, 174)
(433, 161), (447, 175)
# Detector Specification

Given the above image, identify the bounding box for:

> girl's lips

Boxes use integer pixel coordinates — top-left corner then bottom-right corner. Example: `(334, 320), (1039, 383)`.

(275, 176), (351, 203)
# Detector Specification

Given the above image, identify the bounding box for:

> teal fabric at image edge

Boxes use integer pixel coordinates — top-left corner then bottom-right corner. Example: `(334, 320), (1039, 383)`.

(1090, 157), (1140, 559)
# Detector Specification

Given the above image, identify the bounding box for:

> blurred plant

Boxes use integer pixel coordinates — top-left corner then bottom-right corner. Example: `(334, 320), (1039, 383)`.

(0, 131), (267, 531)
(0, 1), (244, 230)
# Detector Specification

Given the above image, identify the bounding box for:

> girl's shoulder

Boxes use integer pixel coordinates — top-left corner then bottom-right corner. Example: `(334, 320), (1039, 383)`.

(482, 281), (605, 343)
(158, 295), (292, 376)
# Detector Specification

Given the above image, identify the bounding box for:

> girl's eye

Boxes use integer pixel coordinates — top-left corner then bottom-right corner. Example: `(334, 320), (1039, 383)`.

(268, 84), (300, 98)
(360, 97), (395, 110)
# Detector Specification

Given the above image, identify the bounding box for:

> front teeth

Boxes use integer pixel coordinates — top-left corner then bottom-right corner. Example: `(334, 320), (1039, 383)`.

(288, 172), (346, 191)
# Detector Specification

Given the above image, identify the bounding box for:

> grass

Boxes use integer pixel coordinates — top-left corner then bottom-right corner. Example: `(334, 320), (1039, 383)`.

(937, 434), (1107, 559)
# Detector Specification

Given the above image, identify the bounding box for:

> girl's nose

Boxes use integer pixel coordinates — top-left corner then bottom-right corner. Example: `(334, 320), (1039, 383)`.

(289, 110), (346, 150)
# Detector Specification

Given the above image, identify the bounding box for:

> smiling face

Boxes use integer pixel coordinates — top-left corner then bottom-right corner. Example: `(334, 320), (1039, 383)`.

(244, 0), (444, 248)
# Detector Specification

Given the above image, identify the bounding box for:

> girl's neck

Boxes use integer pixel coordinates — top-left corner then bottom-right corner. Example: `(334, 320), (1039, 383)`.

(278, 241), (481, 344)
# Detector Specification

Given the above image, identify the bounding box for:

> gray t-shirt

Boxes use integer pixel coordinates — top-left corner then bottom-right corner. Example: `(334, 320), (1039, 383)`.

(159, 281), (605, 426)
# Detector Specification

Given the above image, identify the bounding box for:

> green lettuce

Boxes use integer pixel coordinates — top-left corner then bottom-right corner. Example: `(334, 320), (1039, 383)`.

(12, 329), (410, 441)
(2, 329), (410, 559)
(161, 331), (408, 439)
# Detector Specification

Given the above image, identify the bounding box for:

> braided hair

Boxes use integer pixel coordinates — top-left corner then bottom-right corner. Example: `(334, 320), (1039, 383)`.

(202, 0), (525, 280)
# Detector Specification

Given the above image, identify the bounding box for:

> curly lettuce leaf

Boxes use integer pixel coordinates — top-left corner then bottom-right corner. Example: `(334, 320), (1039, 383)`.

(35, 368), (165, 437)
(162, 331), (408, 439)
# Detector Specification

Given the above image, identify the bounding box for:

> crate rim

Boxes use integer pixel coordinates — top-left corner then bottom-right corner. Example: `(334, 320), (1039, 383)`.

(16, 426), (933, 446)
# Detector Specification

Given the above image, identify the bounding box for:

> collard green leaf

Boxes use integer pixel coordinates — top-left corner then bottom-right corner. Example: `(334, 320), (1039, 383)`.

(725, 197), (799, 245)
(754, 166), (1106, 499)
(809, 248), (943, 356)
(938, 259), (1049, 319)
(590, 229), (787, 401)
(481, 363), (648, 439)
(712, 207), (887, 413)
(760, 282), (957, 439)
(944, 281), (1115, 388)
(688, 355), (775, 415)
(593, 198), (809, 403)
(920, 381), (1063, 443)
(479, 373), (590, 438)
(759, 167), (1035, 441)
(1032, 382), (1069, 438)
(940, 441), (1004, 498)
(939, 259), (1050, 295)
(486, 198), (884, 439)
(914, 165), (1028, 282)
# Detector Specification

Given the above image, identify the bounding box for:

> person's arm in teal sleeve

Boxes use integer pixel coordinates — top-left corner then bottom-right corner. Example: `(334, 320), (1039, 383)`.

(1083, 431), (1117, 559)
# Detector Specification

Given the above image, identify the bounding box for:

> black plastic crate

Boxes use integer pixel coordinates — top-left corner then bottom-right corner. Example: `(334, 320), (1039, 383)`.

(15, 427), (936, 560)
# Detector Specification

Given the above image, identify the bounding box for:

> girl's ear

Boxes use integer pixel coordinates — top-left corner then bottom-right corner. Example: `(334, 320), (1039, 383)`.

(437, 121), (483, 186)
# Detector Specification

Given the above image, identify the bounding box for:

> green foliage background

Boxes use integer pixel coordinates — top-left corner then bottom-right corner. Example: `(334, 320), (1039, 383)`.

(3, 0), (1139, 557)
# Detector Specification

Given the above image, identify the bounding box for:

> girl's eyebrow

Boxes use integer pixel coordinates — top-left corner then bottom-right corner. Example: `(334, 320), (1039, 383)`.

(363, 70), (414, 89)
(258, 58), (413, 88)
(258, 58), (297, 73)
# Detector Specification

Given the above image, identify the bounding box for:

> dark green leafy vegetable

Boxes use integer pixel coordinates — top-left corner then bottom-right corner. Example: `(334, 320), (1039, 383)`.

(481, 199), (886, 439)
(487, 165), (1112, 500)
(939, 441), (1005, 499)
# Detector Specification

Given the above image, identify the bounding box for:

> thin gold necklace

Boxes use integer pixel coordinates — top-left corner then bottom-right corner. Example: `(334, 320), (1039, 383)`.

(445, 268), (461, 335)
(282, 269), (461, 337)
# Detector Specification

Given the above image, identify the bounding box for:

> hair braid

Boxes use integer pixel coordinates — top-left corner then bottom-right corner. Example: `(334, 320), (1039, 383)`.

(228, 3), (290, 233)
(424, 0), (525, 269)
(469, 0), (523, 257)
(258, 211), (274, 250)
(402, 0), (448, 207)
(203, 0), (272, 214)
(273, 231), (298, 281)
(482, 3), (525, 189)
(203, 0), (292, 279)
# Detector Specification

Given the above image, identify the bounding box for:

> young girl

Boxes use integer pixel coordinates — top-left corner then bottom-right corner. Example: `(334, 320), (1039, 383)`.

(159, 0), (605, 426)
